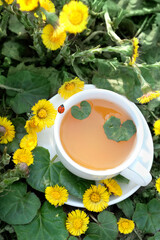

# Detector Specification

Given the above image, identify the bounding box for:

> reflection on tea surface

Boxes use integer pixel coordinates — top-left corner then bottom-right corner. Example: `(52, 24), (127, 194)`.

(60, 99), (137, 170)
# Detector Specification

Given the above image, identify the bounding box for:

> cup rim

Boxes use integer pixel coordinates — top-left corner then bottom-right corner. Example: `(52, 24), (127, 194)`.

(54, 89), (144, 176)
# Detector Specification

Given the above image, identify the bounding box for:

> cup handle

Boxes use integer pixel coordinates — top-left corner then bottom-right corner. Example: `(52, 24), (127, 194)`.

(120, 161), (152, 186)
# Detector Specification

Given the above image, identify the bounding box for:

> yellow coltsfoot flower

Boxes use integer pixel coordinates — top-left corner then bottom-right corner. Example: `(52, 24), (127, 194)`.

(39, 0), (55, 12)
(155, 178), (160, 193)
(58, 77), (84, 99)
(129, 37), (139, 65)
(66, 209), (89, 236)
(31, 99), (57, 129)
(0, 117), (15, 144)
(13, 148), (34, 166)
(137, 91), (160, 104)
(35, 0), (55, 21)
(45, 185), (69, 207)
(153, 119), (160, 136)
(20, 134), (37, 151)
(0, 0), (14, 4)
(41, 24), (66, 51)
(100, 178), (122, 196)
(17, 0), (39, 11)
(59, 1), (89, 34)
(83, 184), (110, 212)
(25, 117), (43, 134)
(117, 218), (135, 234)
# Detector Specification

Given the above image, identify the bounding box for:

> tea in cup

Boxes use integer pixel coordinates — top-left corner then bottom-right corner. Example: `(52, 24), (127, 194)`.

(54, 89), (152, 186)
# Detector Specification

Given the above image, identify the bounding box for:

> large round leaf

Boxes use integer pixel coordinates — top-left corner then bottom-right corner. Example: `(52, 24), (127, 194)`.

(0, 182), (41, 225)
(148, 232), (160, 240)
(59, 168), (94, 199)
(14, 201), (69, 240)
(133, 198), (160, 233)
(84, 211), (118, 240)
(27, 147), (65, 192)
(6, 70), (50, 114)
(117, 198), (134, 219)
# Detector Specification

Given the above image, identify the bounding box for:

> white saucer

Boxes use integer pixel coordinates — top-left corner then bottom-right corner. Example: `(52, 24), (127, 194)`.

(37, 84), (154, 207)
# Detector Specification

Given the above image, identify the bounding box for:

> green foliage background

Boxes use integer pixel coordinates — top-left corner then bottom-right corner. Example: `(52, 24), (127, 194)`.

(1, 0), (160, 239)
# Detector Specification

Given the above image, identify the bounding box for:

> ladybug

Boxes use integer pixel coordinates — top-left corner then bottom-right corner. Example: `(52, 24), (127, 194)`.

(58, 104), (65, 114)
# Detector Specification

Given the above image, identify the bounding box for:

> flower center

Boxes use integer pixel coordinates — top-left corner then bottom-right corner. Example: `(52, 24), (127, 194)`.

(26, 0), (32, 6)
(52, 191), (61, 200)
(69, 11), (83, 25)
(38, 109), (47, 119)
(121, 221), (129, 229)
(0, 125), (6, 137)
(90, 192), (100, 203)
(73, 219), (83, 229)
(65, 82), (75, 91)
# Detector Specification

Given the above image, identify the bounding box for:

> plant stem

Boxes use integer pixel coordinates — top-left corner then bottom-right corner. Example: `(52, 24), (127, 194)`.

(126, 6), (160, 18)
(83, 31), (106, 43)
(51, 154), (58, 162)
(89, 213), (98, 223)
(0, 84), (23, 92)
(104, 11), (122, 45)
(132, 64), (152, 93)
(133, 228), (143, 240)
(144, 107), (159, 120)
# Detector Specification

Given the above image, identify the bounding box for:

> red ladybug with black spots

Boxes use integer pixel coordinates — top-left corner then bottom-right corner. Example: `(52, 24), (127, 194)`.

(58, 104), (65, 113)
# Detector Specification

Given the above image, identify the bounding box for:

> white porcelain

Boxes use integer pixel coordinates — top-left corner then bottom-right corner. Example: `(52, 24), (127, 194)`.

(37, 84), (154, 207)
(54, 88), (152, 186)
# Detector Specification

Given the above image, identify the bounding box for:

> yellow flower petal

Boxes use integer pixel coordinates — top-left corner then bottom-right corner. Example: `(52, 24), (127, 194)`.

(25, 117), (43, 134)
(83, 185), (110, 212)
(41, 24), (66, 51)
(58, 77), (84, 99)
(59, 1), (89, 34)
(66, 209), (89, 236)
(137, 91), (160, 104)
(117, 218), (135, 234)
(100, 178), (122, 196)
(5, 0), (14, 4)
(45, 185), (69, 206)
(39, 0), (55, 12)
(0, 117), (15, 144)
(13, 148), (34, 166)
(31, 99), (57, 129)
(17, 0), (39, 11)
(155, 178), (160, 193)
(153, 119), (160, 136)
(20, 134), (37, 151)
(129, 37), (139, 65)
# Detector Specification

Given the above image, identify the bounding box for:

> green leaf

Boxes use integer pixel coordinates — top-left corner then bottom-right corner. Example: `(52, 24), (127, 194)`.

(27, 147), (65, 192)
(2, 41), (25, 61)
(5, 70), (50, 114)
(113, 175), (129, 184)
(148, 232), (160, 240)
(84, 211), (118, 240)
(117, 198), (134, 218)
(103, 116), (136, 142)
(0, 182), (41, 225)
(59, 168), (94, 199)
(68, 237), (78, 240)
(14, 201), (69, 240)
(133, 199), (160, 233)
(92, 60), (142, 102)
(8, 15), (26, 35)
(71, 101), (91, 120)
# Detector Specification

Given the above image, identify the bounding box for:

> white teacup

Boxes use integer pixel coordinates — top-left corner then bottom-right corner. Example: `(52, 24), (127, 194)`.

(54, 89), (152, 186)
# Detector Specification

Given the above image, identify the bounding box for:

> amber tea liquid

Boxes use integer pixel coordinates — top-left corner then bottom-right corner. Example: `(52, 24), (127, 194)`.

(60, 99), (137, 170)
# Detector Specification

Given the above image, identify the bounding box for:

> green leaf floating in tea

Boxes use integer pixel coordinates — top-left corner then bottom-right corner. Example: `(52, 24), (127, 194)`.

(103, 116), (136, 142)
(71, 101), (91, 120)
